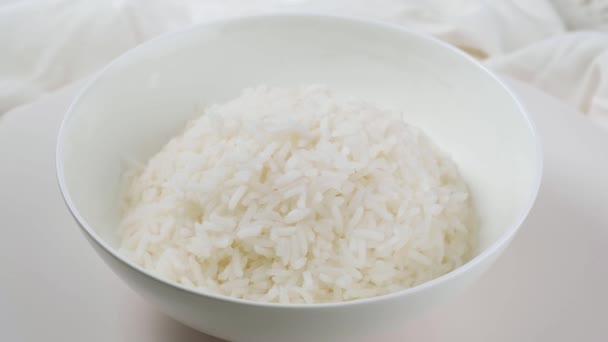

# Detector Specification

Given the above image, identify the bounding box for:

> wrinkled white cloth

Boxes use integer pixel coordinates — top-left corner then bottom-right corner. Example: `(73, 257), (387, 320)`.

(1, 0), (607, 129)
(488, 31), (608, 129)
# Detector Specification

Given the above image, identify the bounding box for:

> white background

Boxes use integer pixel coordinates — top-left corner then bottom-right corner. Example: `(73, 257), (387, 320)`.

(1, 1), (607, 341)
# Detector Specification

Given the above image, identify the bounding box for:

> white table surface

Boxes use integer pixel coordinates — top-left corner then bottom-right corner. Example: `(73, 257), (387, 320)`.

(1, 78), (607, 342)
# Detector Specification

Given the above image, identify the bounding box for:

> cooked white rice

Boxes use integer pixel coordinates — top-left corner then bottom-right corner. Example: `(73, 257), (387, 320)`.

(119, 85), (477, 304)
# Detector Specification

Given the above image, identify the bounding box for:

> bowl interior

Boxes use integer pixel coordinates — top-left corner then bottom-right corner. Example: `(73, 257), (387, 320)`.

(58, 15), (539, 261)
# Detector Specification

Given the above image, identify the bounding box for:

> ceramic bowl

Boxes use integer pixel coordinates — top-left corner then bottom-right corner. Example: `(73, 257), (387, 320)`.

(56, 14), (542, 342)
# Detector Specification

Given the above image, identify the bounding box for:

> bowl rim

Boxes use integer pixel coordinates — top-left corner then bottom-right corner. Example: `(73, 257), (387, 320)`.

(55, 12), (543, 309)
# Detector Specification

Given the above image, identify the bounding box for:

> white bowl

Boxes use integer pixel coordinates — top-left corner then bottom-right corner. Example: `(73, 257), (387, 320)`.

(56, 14), (542, 342)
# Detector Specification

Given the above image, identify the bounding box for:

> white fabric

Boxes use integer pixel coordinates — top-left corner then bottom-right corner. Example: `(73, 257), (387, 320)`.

(488, 32), (608, 129)
(1, 0), (607, 129)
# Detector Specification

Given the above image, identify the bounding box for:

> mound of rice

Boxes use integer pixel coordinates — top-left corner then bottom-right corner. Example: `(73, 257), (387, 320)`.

(119, 85), (477, 304)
